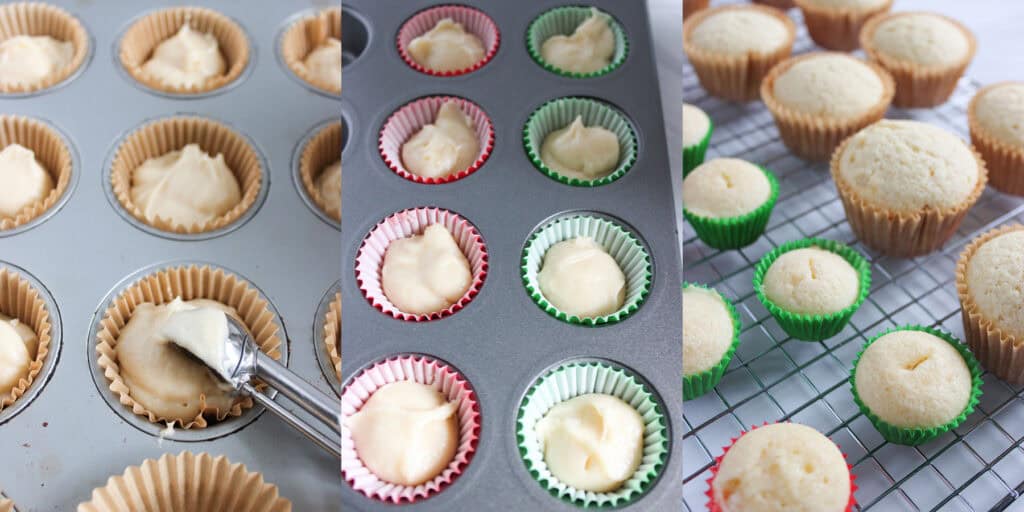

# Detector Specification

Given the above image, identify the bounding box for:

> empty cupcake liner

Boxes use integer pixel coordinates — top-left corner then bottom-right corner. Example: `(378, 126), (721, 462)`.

(682, 117), (713, 176)
(378, 96), (495, 185)
(850, 325), (983, 446)
(94, 264), (283, 429)
(516, 361), (668, 508)
(523, 97), (638, 187)
(526, 6), (629, 79)
(355, 207), (488, 321)
(280, 6), (341, 95)
(522, 214), (651, 326)
(753, 238), (871, 341)
(396, 5), (500, 77)
(683, 164), (779, 250)
(682, 283), (741, 401)
(0, 2), (90, 95)
(324, 291), (341, 383)
(794, 0), (892, 51)
(0, 115), (74, 233)
(0, 267), (52, 414)
(299, 120), (341, 222)
(341, 354), (481, 504)
(77, 451), (292, 512)
(969, 83), (1024, 196)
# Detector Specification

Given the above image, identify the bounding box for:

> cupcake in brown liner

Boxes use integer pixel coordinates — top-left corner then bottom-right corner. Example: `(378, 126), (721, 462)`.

(0, 267), (51, 414)
(325, 291), (340, 382)
(860, 12), (975, 108)
(119, 7), (249, 95)
(78, 451), (291, 512)
(969, 82), (1024, 196)
(94, 264), (283, 429)
(683, 0), (709, 19)
(831, 119), (987, 257)
(109, 115), (263, 236)
(0, 2), (89, 95)
(753, 0), (795, 9)
(793, 0), (892, 51)
(761, 52), (893, 161)
(299, 121), (341, 222)
(280, 7), (340, 95)
(0, 115), (73, 232)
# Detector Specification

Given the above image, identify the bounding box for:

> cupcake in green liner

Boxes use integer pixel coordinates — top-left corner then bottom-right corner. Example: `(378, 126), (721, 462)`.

(683, 283), (741, 400)
(753, 238), (871, 341)
(524, 97), (638, 187)
(522, 214), (651, 326)
(516, 361), (668, 508)
(682, 103), (713, 176)
(527, 6), (629, 79)
(850, 325), (983, 446)
(682, 159), (779, 250)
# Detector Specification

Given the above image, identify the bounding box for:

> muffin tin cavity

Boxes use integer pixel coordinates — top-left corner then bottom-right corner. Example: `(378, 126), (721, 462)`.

(293, 118), (342, 228)
(278, 6), (342, 97)
(0, 2), (93, 96)
(526, 6), (630, 79)
(314, 280), (341, 394)
(396, 5), (500, 77)
(0, 115), (79, 237)
(341, 6), (370, 68)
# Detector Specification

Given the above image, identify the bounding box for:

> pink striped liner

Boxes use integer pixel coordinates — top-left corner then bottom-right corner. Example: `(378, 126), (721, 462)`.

(397, 5), (500, 77)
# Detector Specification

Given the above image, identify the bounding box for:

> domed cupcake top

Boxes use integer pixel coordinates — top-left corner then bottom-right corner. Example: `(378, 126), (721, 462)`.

(966, 229), (1024, 339)
(683, 286), (734, 376)
(772, 53), (885, 119)
(973, 82), (1024, 147)
(688, 7), (791, 56)
(869, 13), (970, 68)
(682, 158), (771, 218)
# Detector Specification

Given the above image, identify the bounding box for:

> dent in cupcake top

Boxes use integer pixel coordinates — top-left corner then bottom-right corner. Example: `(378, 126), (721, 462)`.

(763, 247), (859, 315)
(540, 7), (615, 74)
(772, 54), (884, 119)
(407, 18), (485, 73)
(688, 7), (791, 56)
(870, 13), (970, 68)
(798, 0), (887, 9)
(0, 144), (54, 219)
(141, 24), (226, 89)
(682, 103), (711, 148)
(974, 83), (1024, 147)
(966, 230), (1024, 339)
(682, 158), (770, 218)
(683, 286), (733, 376)
(0, 35), (74, 88)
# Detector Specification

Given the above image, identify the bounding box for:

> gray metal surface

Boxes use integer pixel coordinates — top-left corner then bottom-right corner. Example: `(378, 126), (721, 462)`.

(340, 1), (682, 510)
(0, 1), (341, 510)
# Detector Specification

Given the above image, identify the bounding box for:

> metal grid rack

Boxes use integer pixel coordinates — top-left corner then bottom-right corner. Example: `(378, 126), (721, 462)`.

(682, 18), (1024, 512)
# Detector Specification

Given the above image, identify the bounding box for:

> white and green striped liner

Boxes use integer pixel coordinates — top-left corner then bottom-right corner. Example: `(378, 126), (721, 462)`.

(526, 6), (629, 79)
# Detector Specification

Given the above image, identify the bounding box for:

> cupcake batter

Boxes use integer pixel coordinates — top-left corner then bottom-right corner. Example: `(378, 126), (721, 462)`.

(540, 116), (620, 180)
(160, 302), (230, 378)
(0, 314), (38, 396)
(407, 18), (485, 72)
(537, 237), (626, 318)
(401, 101), (479, 179)
(316, 160), (341, 214)
(540, 8), (615, 74)
(0, 35), (73, 87)
(141, 24), (226, 88)
(130, 143), (242, 228)
(0, 143), (54, 218)
(300, 37), (341, 91)
(381, 223), (472, 315)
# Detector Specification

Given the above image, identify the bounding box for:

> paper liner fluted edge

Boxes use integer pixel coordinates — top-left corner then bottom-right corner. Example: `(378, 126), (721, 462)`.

(968, 82), (1024, 196)
(280, 6), (341, 95)
(525, 6), (629, 79)
(300, 120), (341, 221)
(793, 0), (892, 51)
(683, 164), (779, 250)
(0, 115), (73, 232)
(682, 283), (742, 401)
(396, 5), (500, 77)
(0, 268), (52, 413)
(324, 292), (341, 382)
(0, 2), (89, 95)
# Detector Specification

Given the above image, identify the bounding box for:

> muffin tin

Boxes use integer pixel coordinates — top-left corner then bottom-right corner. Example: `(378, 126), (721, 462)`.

(340, 1), (682, 510)
(0, 1), (340, 509)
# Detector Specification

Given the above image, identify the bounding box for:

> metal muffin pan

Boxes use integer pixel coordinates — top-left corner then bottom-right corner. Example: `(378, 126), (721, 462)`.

(0, 1), (341, 509)
(340, 1), (682, 510)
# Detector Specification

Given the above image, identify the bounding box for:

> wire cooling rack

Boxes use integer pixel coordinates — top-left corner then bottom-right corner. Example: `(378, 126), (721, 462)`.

(682, 15), (1024, 512)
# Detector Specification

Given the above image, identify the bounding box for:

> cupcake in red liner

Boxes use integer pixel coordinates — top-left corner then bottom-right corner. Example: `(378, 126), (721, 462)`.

(355, 207), (488, 321)
(397, 5), (500, 77)
(379, 96), (495, 185)
(706, 422), (856, 512)
(341, 354), (481, 504)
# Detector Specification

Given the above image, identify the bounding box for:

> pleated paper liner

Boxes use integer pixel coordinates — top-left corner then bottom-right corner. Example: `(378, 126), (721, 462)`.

(94, 264), (283, 429)
(0, 492), (12, 512)
(119, 7), (250, 95)
(969, 83), (1024, 196)
(850, 325), (983, 446)
(682, 0), (709, 19)
(683, 5), (795, 102)
(77, 452), (292, 512)
(341, 354), (481, 504)
(355, 207), (488, 321)
(0, 115), (73, 232)
(761, 53), (894, 161)
(752, 0), (795, 9)
(516, 361), (668, 508)
(378, 96), (494, 185)
(280, 6), (340, 95)
(526, 6), (628, 79)
(682, 116), (712, 176)
(522, 214), (651, 326)
(682, 283), (741, 401)
(0, 268), (51, 414)
(325, 291), (340, 382)
(956, 224), (1024, 384)
(523, 97), (638, 187)
(830, 127), (987, 257)
(753, 238), (871, 341)
(0, 2), (89, 95)
(396, 5), (500, 77)
(109, 115), (264, 236)
(299, 120), (341, 222)
(793, 0), (892, 51)
(683, 165), (779, 250)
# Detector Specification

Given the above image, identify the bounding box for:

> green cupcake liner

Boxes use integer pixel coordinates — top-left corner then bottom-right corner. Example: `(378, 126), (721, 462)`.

(682, 117), (713, 176)
(522, 214), (651, 326)
(524, 97), (638, 187)
(753, 238), (871, 341)
(683, 165), (779, 250)
(516, 361), (668, 508)
(526, 6), (629, 79)
(850, 325), (984, 446)
(682, 282), (742, 401)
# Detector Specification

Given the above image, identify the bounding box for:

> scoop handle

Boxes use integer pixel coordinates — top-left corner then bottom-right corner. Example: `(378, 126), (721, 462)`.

(254, 350), (340, 434)
(243, 382), (341, 459)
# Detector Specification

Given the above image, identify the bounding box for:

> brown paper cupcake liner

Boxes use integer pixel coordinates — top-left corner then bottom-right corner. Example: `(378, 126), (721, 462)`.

(683, 0), (710, 19)
(0, 2), (89, 95)
(0, 496), (11, 512)
(78, 451), (292, 512)
(753, 0), (795, 9)
(831, 133), (988, 257)
(94, 264), (283, 429)
(0, 115), (73, 232)
(119, 7), (249, 95)
(280, 7), (340, 95)
(0, 267), (51, 413)
(325, 291), (340, 382)
(794, 0), (892, 51)
(762, 53), (894, 161)
(683, 5), (795, 102)
(300, 121), (341, 222)
(109, 115), (263, 235)
(969, 83), (1024, 196)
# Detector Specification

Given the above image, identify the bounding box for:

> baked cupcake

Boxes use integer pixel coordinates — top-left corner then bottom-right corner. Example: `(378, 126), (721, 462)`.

(683, 283), (741, 400)
(682, 158), (779, 249)
(761, 52), (894, 160)
(969, 82), (1024, 195)
(683, 5), (795, 102)
(753, 0), (796, 9)
(682, 103), (713, 175)
(0, 2), (89, 95)
(793, 0), (892, 51)
(861, 12), (975, 108)
(831, 119), (986, 256)
(851, 326), (982, 445)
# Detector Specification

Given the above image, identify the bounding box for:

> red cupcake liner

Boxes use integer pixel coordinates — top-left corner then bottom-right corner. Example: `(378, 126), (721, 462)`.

(355, 207), (488, 321)
(379, 96), (495, 185)
(341, 354), (481, 504)
(397, 5), (500, 77)
(706, 422), (857, 512)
